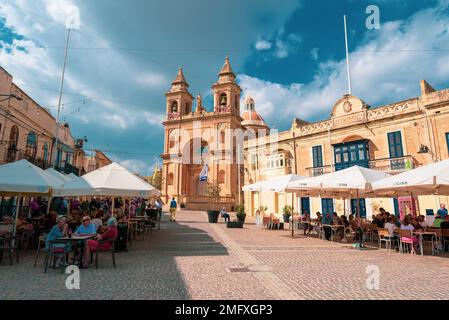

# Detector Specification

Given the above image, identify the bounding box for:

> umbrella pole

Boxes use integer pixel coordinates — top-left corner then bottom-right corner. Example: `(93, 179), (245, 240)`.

(47, 196), (52, 215)
(12, 194), (21, 250)
(111, 198), (115, 217)
(356, 189), (360, 219)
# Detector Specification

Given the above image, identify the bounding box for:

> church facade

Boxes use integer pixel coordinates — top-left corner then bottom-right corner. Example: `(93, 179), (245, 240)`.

(160, 58), (268, 210)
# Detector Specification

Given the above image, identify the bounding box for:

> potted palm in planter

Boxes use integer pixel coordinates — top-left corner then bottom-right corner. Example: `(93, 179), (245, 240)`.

(282, 205), (293, 224)
(236, 204), (246, 223)
(227, 204), (245, 228)
(206, 181), (221, 223)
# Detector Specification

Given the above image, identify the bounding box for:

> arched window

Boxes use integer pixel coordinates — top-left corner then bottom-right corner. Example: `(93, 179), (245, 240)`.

(26, 132), (37, 158)
(219, 93), (227, 106)
(42, 143), (49, 162)
(7, 125), (19, 162)
(218, 170), (226, 184)
(185, 103), (190, 114)
(171, 101), (178, 113)
(167, 172), (174, 185)
(234, 95), (238, 110)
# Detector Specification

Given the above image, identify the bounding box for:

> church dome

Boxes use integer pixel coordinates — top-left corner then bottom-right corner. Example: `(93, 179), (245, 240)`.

(241, 96), (269, 131)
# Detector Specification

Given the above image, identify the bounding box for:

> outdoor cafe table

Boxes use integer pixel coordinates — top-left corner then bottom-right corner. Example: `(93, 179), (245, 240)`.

(57, 234), (96, 268)
(322, 224), (345, 242)
(413, 231), (437, 256)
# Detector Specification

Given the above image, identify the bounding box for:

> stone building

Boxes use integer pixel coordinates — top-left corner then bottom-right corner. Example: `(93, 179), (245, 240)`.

(0, 66), (95, 175)
(161, 58), (247, 210)
(244, 80), (449, 219)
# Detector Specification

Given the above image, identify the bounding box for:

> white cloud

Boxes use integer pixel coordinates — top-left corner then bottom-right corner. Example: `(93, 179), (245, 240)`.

(310, 47), (319, 61)
(255, 28), (302, 59)
(255, 38), (272, 50)
(240, 3), (449, 126)
(119, 159), (149, 175)
(137, 73), (168, 88)
(105, 114), (128, 129)
(144, 112), (165, 126)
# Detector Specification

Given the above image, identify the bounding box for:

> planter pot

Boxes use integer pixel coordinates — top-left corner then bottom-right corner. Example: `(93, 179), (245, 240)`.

(237, 215), (246, 223)
(226, 221), (244, 228)
(207, 210), (220, 223)
(283, 214), (291, 223)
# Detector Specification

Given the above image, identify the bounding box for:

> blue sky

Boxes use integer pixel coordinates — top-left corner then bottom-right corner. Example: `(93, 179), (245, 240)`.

(1, 0), (449, 174)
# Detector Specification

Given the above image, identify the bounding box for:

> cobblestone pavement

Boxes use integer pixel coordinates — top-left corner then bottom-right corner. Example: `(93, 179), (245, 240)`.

(1, 210), (449, 300)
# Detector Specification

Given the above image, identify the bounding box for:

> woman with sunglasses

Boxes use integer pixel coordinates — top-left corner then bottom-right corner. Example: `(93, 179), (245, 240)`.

(75, 216), (97, 235)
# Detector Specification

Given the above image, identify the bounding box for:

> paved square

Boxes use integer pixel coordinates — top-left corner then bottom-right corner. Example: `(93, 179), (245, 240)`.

(1, 210), (448, 300)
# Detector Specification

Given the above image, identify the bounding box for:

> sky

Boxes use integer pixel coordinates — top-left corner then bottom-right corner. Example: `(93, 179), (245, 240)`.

(1, 0), (449, 175)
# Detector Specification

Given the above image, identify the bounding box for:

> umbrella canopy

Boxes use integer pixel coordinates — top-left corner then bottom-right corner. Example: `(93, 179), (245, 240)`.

(45, 168), (73, 183)
(55, 162), (161, 197)
(372, 158), (449, 196)
(0, 160), (63, 196)
(287, 166), (391, 198)
(242, 174), (305, 193)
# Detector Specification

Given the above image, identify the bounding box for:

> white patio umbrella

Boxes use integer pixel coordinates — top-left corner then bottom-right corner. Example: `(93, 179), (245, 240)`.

(56, 162), (161, 198)
(0, 160), (63, 196)
(45, 167), (73, 183)
(242, 174), (305, 237)
(287, 166), (391, 217)
(0, 159), (64, 246)
(287, 166), (390, 197)
(372, 158), (449, 196)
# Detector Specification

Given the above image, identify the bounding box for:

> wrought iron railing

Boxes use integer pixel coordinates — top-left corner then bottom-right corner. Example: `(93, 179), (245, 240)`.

(305, 155), (416, 177)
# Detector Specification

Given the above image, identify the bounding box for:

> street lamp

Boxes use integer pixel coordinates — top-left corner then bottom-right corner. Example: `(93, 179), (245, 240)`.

(0, 94), (23, 103)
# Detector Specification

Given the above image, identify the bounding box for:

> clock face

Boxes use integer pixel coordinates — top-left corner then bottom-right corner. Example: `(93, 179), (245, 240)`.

(218, 123), (226, 130)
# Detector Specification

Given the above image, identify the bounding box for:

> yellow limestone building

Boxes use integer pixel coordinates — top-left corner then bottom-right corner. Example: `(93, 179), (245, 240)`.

(243, 80), (449, 220)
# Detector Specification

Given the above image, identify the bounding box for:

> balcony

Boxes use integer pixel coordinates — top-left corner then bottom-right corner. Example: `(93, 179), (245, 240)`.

(306, 165), (333, 177)
(167, 112), (180, 121)
(368, 155), (416, 174)
(0, 145), (51, 170)
(215, 105), (231, 114)
(56, 161), (80, 176)
(305, 155), (416, 177)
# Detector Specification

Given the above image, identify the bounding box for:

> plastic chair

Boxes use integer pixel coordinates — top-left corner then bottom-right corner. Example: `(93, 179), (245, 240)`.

(0, 235), (19, 266)
(378, 228), (395, 250)
(44, 239), (70, 273)
(91, 239), (116, 269)
(397, 229), (416, 254)
(34, 234), (47, 268)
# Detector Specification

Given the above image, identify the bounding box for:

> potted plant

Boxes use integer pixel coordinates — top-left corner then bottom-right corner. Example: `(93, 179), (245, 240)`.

(226, 218), (243, 228)
(282, 205), (293, 223)
(205, 181), (222, 223)
(236, 204), (246, 224)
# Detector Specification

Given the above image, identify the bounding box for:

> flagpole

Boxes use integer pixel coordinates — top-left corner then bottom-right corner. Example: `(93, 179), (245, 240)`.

(343, 15), (352, 95)
(53, 28), (71, 169)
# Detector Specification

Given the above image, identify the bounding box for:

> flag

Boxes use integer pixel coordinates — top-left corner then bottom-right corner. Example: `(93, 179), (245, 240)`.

(199, 164), (208, 182)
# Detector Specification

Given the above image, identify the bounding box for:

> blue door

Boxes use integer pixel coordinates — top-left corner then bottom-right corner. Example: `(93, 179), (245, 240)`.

(334, 140), (369, 171)
(321, 198), (334, 216)
(351, 199), (366, 218)
(393, 198), (400, 218)
(300, 198), (310, 216)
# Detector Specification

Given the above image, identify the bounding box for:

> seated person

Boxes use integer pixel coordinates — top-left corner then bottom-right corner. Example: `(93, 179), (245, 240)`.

(0, 215), (14, 238)
(41, 211), (57, 233)
(384, 216), (398, 237)
(372, 214), (384, 228)
(75, 216), (97, 235)
(400, 216), (419, 252)
(83, 217), (118, 268)
(45, 216), (70, 266)
(91, 211), (104, 232)
(220, 207), (230, 223)
(433, 215), (445, 228)
(418, 215), (428, 230)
